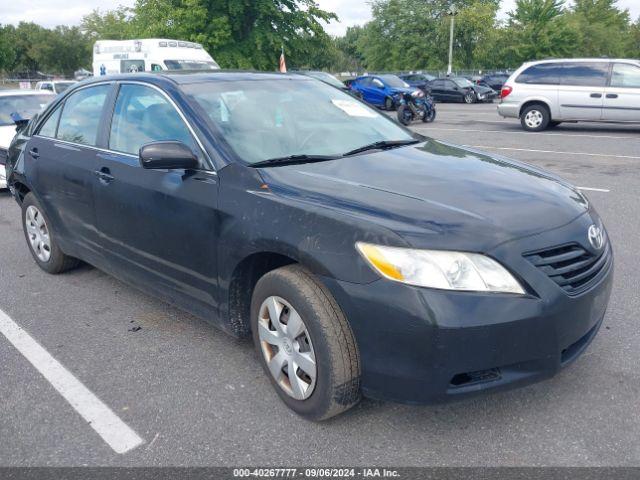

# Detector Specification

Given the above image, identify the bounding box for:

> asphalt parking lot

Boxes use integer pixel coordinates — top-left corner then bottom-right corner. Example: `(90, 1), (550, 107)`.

(1, 102), (639, 467)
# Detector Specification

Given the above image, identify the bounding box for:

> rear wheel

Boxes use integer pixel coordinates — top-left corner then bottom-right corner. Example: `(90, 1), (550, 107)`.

(22, 193), (80, 274)
(251, 265), (361, 421)
(422, 107), (436, 123)
(521, 104), (550, 132)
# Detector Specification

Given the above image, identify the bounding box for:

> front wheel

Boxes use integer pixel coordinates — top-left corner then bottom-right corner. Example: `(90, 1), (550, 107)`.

(422, 108), (436, 123)
(463, 92), (476, 104)
(251, 265), (361, 421)
(384, 96), (395, 111)
(397, 105), (413, 125)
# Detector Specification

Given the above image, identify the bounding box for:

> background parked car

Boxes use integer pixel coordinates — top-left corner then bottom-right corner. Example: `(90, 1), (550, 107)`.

(498, 58), (640, 131)
(35, 80), (76, 95)
(399, 73), (436, 93)
(349, 74), (419, 110)
(293, 71), (362, 98)
(477, 73), (510, 91)
(426, 77), (497, 103)
(0, 90), (54, 189)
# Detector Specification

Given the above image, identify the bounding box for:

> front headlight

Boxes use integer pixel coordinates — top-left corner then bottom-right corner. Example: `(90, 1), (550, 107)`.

(356, 242), (525, 294)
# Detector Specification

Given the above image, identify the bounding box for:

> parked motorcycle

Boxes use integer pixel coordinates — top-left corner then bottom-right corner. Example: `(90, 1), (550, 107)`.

(397, 90), (436, 125)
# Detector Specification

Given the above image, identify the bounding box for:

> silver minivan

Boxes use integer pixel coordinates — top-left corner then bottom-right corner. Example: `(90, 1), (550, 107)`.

(498, 58), (640, 131)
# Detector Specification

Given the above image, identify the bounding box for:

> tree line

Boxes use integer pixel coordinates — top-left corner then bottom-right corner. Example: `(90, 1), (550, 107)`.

(0, 0), (638, 77)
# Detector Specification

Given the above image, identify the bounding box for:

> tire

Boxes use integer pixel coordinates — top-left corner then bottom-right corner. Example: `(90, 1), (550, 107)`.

(463, 92), (476, 104)
(21, 193), (80, 274)
(384, 96), (395, 111)
(422, 108), (436, 123)
(520, 104), (550, 132)
(251, 265), (361, 421)
(397, 105), (412, 125)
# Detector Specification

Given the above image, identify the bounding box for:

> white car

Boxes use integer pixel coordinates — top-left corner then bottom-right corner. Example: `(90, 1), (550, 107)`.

(35, 80), (76, 95)
(498, 58), (640, 131)
(0, 90), (54, 189)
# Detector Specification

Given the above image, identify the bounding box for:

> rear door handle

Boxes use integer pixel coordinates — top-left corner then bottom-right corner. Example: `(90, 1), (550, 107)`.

(590, 93), (602, 98)
(606, 93), (618, 99)
(29, 148), (39, 159)
(94, 167), (114, 184)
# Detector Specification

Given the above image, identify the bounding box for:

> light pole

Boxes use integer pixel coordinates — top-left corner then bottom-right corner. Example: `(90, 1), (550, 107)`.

(447, 6), (457, 76)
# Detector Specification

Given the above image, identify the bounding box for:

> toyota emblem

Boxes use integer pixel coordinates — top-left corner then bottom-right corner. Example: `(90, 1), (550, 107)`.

(588, 224), (604, 250)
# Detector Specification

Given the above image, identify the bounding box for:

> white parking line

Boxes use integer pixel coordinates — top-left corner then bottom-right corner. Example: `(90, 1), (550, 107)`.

(463, 145), (640, 160)
(420, 127), (637, 140)
(577, 187), (610, 193)
(0, 308), (144, 454)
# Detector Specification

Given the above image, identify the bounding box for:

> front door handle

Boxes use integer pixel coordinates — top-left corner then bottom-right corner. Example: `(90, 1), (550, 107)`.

(590, 93), (602, 98)
(29, 148), (39, 159)
(606, 93), (619, 99)
(94, 167), (114, 184)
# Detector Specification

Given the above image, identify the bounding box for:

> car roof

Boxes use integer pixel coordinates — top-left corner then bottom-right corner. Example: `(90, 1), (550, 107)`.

(0, 89), (55, 97)
(527, 58), (639, 65)
(78, 70), (312, 88)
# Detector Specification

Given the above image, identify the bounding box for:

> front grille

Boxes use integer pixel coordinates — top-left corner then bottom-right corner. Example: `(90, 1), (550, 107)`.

(524, 241), (611, 295)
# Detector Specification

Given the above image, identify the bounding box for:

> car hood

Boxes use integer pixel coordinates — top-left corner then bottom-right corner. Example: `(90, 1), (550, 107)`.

(0, 125), (17, 150)
(257, 140), (588, 252)
(389, 86), (416, 95)
(474, 85), (496, 94)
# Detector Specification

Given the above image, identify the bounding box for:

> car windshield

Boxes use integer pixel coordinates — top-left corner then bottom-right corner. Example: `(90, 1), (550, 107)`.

(379, 74), (410, 88)
(165, 60), (220, 70)
(54, 82), (75, 94)
(453, 78), (474, 88)
(185, 78), (415, 164)
(305, 72), (345, 89)
(0, 94), (52, 126)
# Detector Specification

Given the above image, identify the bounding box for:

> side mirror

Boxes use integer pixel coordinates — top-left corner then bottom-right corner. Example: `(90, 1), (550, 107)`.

(11, 112), (31, 133)
(139, 141), (199, 170)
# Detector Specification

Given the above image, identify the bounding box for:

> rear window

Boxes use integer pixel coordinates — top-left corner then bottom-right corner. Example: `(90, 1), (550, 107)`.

(561, 62), (609, 87)
(516, 63), (563, 85)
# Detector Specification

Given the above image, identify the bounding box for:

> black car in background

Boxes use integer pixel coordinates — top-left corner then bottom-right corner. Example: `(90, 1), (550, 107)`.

(399, 73), (436, 92)
(426, 77), (497, 103)
(478, 73), (510, 91)
(6, 72), (612, 421)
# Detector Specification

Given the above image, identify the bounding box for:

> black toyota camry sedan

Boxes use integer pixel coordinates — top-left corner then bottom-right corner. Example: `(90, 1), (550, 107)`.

(6, 72), (613, 420)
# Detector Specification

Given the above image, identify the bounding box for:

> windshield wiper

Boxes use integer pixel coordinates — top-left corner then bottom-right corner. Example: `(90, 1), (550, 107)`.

(250, 154), (338, 168)
(342, 139), (420, 157)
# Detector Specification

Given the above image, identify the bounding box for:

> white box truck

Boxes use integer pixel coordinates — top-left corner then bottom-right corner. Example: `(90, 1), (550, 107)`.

(93, 38), (220, 76)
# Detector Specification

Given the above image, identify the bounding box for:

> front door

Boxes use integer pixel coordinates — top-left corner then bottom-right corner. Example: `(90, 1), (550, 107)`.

(93, 82), (220, 315)
(558, 62), (608, 120)
(26, 84), (112, 251)
(602, 63), (640, 122)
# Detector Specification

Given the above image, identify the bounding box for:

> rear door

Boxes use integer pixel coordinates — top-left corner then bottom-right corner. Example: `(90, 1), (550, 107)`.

(558, 62), (609, 120)
(25, 83), (112, 251)
(602, 62), (640, 122)
(93, 82), (219, 313)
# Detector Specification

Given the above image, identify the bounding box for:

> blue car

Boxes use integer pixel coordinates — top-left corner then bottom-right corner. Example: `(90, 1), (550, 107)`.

(349, 74), (419, 110)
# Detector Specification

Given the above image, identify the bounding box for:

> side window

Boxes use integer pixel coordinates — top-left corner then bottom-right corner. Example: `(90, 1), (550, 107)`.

(516, 63), (563, 85)
(109, 84), (197, 156)
(444, 80), (456, 89)
(38, 105), (62, 138)
(57, 85), (110, 146)
(611, 63), (640, 88)
(561, 62), (609, 87)
(372, 78), (384, 88)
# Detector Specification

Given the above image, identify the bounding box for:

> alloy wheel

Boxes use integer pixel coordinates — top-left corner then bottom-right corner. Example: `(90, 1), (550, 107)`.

(258, 296), (317, 400)
(25, 205), (51, 262)
(464, 93), (475, 104)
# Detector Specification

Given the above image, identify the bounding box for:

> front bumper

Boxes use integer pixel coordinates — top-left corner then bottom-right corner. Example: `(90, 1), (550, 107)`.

(320, 214), (614, 404)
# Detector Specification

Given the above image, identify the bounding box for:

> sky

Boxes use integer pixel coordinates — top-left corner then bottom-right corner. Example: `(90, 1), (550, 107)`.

(1, 0), (639, 36)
